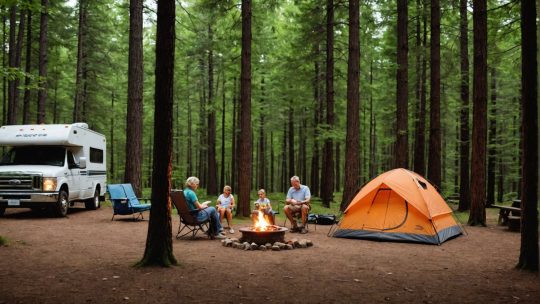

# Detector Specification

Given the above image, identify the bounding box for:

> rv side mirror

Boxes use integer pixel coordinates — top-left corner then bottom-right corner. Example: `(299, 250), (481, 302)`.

(79, 157), (87, 169)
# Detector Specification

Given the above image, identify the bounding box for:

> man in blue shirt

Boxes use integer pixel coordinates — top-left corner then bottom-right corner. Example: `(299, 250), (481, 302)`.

(284, 176), (311, 234)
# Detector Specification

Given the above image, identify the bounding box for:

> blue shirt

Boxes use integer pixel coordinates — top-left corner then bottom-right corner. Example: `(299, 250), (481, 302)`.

(183, 188), (198, 212)
(286, 185), (311, 202)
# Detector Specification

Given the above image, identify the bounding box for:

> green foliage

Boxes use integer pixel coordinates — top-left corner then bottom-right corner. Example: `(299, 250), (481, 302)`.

(0, 0), (524, 204)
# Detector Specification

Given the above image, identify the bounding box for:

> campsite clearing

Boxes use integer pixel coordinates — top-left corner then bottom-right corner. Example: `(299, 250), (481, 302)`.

(0, 206), (538, 303)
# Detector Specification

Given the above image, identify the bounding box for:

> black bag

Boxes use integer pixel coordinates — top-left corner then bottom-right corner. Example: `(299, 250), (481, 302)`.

(315, 214), (336, 225)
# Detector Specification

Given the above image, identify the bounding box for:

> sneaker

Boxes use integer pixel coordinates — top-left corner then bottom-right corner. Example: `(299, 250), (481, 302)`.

(229, 228), (235, 234)
(300, 227), (308, 234)
(215, 233), (226, 239)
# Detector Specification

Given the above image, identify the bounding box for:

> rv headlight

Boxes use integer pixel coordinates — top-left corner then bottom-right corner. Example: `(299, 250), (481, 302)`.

(43, 178), (58, 191)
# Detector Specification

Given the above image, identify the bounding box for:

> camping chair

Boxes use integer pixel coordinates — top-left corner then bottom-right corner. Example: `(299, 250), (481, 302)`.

(281, 202), (315, 231)
(171, 190), (212, 240)
(108, 184), (151, 221)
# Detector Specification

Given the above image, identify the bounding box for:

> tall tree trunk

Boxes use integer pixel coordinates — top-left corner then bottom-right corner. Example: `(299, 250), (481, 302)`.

(428, 0), (441, 188)
(110, 91), (115, 181)
(321, 0), (335, 207)
(12, 8), (25, 125)
(186, 64), (193, 178)
(207, 24), (218, 196)
(22, 9), (32, 124)
(486, 67), (497, 207)
(257, 78), (265, 189)
(414, 2), (427, 176)
(342, 0), (360, 211)
(458, 0), (471, 211)
(220, 73), (226, 190)
(369, 60), (376, 178)
(36, 0), (48, 123)
(395, 0), (408, 169)
(288, 108), (294, 177)
(73, 0), (87, 122)
(310, 56), (321, 197)
(237, 0), (252, 217)
(123, 0), (144, 196)
(468, 0), (487, 226)
(516, 0), (538, 272)
(137, 0), (176, 267)
(231, 77), (237, 190)
(7, 7), (17, 125)
(2, 10), (6, 125)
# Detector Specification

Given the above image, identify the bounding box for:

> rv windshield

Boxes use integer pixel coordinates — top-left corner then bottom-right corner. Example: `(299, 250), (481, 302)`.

(0, 146), (66, 166)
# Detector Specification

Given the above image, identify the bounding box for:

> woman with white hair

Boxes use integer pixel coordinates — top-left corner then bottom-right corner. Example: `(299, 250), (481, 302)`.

(184, 176), (226, 239)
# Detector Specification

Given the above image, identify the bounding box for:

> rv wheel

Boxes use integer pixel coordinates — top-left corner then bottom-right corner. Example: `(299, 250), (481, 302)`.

(52, 190), (69, 217)
(85, 189), (100, 210)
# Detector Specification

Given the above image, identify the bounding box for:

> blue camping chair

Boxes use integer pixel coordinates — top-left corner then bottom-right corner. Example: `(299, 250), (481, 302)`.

(108, 184), (151, 221)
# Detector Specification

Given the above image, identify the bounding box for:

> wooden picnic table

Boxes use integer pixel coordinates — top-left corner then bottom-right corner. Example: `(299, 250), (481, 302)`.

(492, 204), (521, 228)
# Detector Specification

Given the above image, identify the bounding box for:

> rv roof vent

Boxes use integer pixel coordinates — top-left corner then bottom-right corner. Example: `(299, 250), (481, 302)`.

(72, 122), (89, 129)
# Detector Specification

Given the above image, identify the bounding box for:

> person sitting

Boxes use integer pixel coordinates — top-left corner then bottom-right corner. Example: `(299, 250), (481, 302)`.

(183, 176), (226, 239)
(284, 176), (311, 234)
(251, 189), (275, 225)
(216, 185), (235, 234)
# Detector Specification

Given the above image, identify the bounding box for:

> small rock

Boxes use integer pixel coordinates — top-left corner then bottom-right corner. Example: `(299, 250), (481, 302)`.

(265, 243), (272, 247)
(230, 238), (240, 242)
(286, 244), (294, 250)
(250, 243), (258, 250)
(272, 245), (280, 251)
(123, 297), (129, 300)
(259, 245), (267, 251)
(113, 276), (120, 279)
(102, 278), (108, 281)
(306, 240), (313, 247)
(299, 240), (308, 248)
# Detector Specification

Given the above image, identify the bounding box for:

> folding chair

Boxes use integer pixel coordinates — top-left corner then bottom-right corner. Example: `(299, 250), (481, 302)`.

(108, 184), (151, 221)
(171, 190), (212, 239)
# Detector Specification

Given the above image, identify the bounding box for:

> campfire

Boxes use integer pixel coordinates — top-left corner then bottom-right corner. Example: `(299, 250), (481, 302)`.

(252, 210), (280, 232)
(239, 211), (288, 245)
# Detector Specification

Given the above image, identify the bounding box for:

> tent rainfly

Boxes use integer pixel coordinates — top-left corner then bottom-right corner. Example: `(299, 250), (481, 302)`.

(333, 168), (463, 245)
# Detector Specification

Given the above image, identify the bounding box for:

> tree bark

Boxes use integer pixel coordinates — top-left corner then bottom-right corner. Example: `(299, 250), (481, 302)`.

(458, 0), (471, 211)
(486, 67), (497, 207)
(36, 0), (48, 123)
(413, 2), (427, 176)
(342, 0), (360, 211)
(73, 0), (87, 122)
(220, 72), (226, 190)
(124, 0), (144, 196)
(321, 0), (335, 208)
(468, 0), (487, 226)
(428, 0), (441, 188)
(2, 10), (6, 125)
(7, 7), (17, 125)
(22, 10), (32, 124)
(288, 108), (294, 178)
(207, 24), (218, 196)
(257, 78), (265, 189)
(395, 0), (408, 169)
(516, 0), (538, 272)
(137, 0), (176, 267)
(237, 0), (252, 217)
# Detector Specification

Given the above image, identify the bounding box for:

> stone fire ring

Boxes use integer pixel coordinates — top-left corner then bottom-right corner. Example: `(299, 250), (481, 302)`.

(239, 226), (288, 245)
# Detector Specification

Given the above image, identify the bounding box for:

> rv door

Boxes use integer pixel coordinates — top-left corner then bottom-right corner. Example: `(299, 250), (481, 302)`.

(67, 150), (81, 199)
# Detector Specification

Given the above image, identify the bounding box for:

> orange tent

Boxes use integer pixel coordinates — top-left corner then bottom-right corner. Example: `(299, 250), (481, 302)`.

(333, 168), (463, 244)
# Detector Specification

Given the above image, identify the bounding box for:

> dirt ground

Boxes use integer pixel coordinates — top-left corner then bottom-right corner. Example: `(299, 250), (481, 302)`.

(0, 206), (538, 304)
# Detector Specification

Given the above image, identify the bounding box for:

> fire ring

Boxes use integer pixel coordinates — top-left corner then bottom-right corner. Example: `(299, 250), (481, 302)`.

(239, 226), (288, 245)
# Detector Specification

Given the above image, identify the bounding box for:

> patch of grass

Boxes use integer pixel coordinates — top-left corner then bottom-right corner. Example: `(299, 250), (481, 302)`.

(0, 236), (9, 246)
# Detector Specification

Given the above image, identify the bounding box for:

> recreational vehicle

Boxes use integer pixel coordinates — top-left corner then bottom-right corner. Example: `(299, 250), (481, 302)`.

(0, 123), (107, 217)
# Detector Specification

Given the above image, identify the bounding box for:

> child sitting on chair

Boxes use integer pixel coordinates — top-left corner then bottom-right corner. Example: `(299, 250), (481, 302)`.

(216, 185), (235, 234)
(251, 189), (275, 225)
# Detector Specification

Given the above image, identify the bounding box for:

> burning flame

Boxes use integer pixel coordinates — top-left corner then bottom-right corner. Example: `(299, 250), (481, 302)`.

(253, 210), (271, 231)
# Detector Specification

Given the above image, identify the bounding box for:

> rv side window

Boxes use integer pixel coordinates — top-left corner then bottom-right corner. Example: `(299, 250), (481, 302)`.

(90, 148), (103, 163)
(67, 151), (78, 169)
